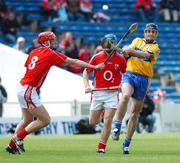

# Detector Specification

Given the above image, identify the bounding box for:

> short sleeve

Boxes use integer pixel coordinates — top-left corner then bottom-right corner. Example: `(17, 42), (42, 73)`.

(129, 38), (140, 50)
(152, 45), (160, 62)
(24, 55), (31, 67)
(52, 51), (67, 65)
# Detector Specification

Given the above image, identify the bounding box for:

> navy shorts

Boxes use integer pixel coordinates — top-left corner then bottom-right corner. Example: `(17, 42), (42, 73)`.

(122, 71), (149, 100)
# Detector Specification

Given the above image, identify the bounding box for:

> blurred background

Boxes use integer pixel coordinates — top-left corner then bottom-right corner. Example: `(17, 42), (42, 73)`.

(0, 0), (180, 135)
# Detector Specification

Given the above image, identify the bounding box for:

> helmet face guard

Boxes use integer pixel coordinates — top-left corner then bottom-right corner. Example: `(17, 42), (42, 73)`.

(101, 34), (117, 51)
(38, 32), (56, 46)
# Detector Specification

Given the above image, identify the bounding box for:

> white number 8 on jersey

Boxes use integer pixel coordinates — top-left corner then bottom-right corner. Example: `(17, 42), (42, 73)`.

(28, 56), (38, 70)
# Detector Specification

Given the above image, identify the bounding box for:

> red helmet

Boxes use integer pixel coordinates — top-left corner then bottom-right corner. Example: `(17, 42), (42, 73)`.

(37, 31), (56, 45)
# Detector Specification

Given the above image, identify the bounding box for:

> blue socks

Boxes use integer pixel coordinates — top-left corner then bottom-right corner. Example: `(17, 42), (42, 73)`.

(113, 120), (122, 131)
(123, 137), (131, 147)
(113, 121), (131, 148)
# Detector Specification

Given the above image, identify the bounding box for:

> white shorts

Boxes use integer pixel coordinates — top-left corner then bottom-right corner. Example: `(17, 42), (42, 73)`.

(17, 84), (42, 109)
(90, 90), (119, 111)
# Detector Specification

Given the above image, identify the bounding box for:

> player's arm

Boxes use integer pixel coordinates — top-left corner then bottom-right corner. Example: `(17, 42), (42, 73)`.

(122, 46), (154, 59)
(121, 37), (153, 59)
(83, 70), (92, 93)
(65, 57), (104, 70)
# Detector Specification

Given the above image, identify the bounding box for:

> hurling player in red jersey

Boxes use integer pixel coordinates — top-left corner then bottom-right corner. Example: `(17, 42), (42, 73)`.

(83, 34), (127, 154)
(5, 31), (104, 154)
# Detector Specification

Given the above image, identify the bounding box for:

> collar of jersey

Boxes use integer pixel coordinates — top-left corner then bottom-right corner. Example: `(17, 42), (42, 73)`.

(143, 38), (157, 44)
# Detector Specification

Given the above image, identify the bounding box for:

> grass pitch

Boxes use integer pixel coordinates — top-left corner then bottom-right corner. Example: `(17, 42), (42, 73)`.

(1, 133), (180, 163)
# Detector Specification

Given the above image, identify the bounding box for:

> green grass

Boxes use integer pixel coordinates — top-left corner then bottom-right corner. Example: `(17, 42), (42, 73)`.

(1, 133), (180, 163)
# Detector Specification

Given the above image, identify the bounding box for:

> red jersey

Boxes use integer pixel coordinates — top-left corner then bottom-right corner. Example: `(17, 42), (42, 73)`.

(20, 47), (67, 89)
(85, 50), (126, 89)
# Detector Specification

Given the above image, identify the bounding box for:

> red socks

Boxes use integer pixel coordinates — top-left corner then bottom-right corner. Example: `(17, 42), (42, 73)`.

(9, 128), (28, 149)
(16, 128), (28, 140)
(98, 142), (106, 151)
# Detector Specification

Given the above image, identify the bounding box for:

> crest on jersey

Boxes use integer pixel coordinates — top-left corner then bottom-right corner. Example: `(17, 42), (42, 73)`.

(114, 64), (119, 69)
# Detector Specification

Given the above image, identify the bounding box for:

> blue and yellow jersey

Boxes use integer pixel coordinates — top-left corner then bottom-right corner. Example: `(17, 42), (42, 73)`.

(127, 37), (160, 78)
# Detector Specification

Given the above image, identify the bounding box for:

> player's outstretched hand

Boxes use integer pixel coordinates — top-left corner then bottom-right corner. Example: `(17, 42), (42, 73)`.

(85, 86), (92, 94)
(94, 63), (105, 71)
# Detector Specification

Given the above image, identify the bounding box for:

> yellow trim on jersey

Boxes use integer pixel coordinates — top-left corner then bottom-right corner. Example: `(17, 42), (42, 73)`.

(127, 38), (160, 78)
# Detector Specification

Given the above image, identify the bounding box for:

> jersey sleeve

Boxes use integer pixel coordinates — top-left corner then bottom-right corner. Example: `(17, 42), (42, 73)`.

(129, 38), (139, 50)
(147, 44), (160, 62)
(152, 45), (160, 62)
(51, 51), (67, 65)
(24, 55), (31, 67)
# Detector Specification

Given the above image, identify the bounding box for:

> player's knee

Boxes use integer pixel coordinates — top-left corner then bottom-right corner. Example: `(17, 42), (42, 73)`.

(45, 116), (51, 125)
(89, 118), (98, 125)
(89, 119), (95, 125)
(121, 94), (130, 103)
(42, 115), (51, 127)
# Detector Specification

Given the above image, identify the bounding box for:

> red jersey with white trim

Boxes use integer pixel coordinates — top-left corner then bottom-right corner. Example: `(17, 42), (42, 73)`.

(85, 50), (126, 89)
(20, 47), (67, 89)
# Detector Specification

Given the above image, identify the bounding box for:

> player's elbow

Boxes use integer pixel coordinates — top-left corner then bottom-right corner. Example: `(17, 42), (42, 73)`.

(83, 69), (88, 78)
(65, 58), (78, 65)
(144, 52), (153, 59)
